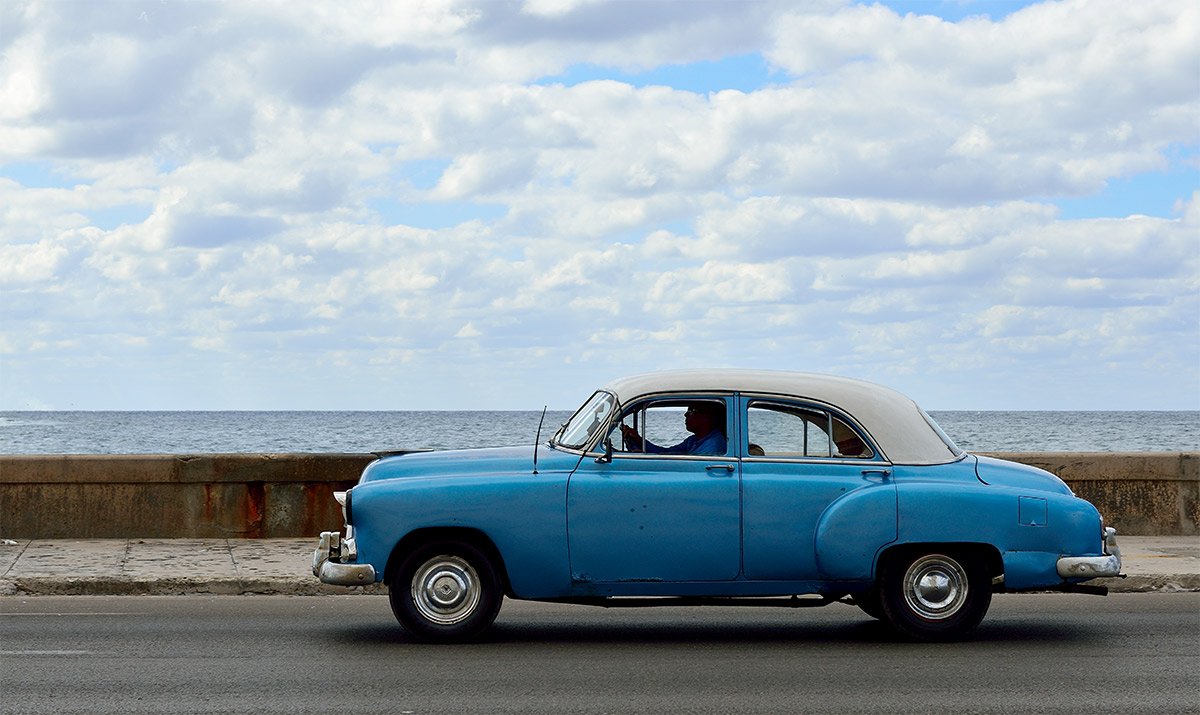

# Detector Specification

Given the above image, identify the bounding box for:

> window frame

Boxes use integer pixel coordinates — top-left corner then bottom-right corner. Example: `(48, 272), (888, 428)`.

(553, 390), (619, 451)
(585, 393), (737, 461)
(740, 396), (887, 464)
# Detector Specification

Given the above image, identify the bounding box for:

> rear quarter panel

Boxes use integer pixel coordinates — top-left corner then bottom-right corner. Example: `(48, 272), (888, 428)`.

(893, 458), (1104, 589)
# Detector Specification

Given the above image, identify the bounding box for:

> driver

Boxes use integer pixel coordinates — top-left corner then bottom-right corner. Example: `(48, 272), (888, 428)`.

(619, 402), (727, 456)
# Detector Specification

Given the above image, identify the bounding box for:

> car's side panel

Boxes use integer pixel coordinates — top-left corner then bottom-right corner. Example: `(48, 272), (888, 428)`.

(350, 472), (573, 599)
(742, 460), (896, 580)
(892, 460), (1106, 589)
(1002, 494), (1105, 588)
(566, 454), (741, 582)
(893, 459), (1013, 544)
(813, 483), (898, 580)
(973, 455), (1073, 495)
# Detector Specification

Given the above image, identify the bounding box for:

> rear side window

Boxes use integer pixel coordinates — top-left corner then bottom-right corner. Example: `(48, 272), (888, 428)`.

(746, 401), (874, 459)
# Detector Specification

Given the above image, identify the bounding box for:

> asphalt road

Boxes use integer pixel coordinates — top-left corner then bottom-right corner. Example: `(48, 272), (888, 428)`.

(1, 593), (1198, 715)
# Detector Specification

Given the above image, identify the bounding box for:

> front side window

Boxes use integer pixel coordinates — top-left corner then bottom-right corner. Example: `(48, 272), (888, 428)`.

(555, 391), (617, 450)
(610, 398), (729, 457)
(746, 401), (874, 459)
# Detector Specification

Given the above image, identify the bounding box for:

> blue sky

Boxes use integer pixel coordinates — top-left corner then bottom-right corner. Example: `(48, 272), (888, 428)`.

(1, 0), (1197, 411)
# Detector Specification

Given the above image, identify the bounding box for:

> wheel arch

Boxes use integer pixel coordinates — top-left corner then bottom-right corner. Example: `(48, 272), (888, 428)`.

(384, 526), (513, 597)
(876, 541), (1004, 583)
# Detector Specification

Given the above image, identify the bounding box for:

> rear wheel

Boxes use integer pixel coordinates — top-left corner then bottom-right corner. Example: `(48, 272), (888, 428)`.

(880, 549), (991, 641)
(850, 586), (886, 620)
(388, 540), (503, 643)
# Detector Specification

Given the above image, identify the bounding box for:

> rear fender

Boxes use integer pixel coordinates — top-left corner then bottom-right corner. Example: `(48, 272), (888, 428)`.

(892, 468), (1106, 590)
(815, 484), (898, 580)
(877, 541), (1004, 582)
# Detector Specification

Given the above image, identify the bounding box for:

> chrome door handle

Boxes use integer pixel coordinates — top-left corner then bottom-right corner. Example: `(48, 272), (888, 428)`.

(861, 468), (892, 481)
(706, 464), (735, 474)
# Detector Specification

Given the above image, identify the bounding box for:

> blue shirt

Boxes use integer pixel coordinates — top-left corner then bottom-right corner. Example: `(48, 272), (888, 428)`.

(643, 430), (727, 456)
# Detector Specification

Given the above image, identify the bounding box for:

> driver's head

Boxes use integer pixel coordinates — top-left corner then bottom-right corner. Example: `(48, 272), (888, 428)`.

(684, 402), (723, 436)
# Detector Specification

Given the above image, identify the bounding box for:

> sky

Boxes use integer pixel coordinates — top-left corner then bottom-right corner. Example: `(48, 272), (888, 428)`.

(0, 0), (1197, 412)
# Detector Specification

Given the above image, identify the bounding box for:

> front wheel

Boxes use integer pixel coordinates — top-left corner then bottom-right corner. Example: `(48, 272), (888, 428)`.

(389, 541), (503, 643)
(879, 550), (991, 641)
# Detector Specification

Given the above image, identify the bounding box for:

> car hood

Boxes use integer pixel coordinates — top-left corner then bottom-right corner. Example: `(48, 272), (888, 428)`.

(973, 454), (1073, 496)
(358, 444), (582, 484)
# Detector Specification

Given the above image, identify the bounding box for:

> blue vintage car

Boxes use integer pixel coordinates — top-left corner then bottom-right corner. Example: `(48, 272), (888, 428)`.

(312, 369), (1121, 642)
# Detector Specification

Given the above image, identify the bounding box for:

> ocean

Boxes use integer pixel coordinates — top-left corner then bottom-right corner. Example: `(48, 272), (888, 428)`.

(1, 410), (1196, 454)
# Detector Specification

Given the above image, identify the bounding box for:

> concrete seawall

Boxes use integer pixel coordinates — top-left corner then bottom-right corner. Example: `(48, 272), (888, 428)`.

(0, 454), (372, 539)
(1, 452), (1196, 538)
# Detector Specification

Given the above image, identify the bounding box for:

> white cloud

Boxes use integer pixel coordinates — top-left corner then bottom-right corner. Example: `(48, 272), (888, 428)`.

(0, 237), (70, 283)
(0, 0), (1196, 410)
(455, 321), (482, 338)
(433, 151), (538, 198)
(521, 0), (605, 19)
(0, 24), (48, 123)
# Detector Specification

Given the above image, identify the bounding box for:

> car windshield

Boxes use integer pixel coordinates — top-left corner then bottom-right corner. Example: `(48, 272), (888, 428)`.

(554, 390), (617, 450)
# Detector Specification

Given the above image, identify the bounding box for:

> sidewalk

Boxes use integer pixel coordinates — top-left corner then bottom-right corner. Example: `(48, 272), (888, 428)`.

(1, 536), (1197, 597)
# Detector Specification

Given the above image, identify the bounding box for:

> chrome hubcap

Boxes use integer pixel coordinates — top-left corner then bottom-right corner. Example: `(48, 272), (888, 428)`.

(903, 554), (968, 620)
(411, 556), (480, 625)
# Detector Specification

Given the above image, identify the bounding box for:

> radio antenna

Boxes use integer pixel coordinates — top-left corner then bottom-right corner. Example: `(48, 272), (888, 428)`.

(533, 405), (548, 475)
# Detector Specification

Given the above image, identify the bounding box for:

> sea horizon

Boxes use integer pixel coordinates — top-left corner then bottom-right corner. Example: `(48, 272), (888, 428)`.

(2, 409), (1196, 455)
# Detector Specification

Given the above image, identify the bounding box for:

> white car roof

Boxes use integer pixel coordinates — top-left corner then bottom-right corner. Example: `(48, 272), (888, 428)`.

(602, 369), (961, 466)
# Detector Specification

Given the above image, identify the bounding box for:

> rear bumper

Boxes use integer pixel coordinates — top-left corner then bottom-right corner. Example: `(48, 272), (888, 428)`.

(1057, 527), (1122, 579)
(312, 531), (376, 586)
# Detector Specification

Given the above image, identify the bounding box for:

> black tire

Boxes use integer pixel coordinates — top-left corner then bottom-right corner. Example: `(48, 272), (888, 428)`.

(879, 549), (991, 641)
(850, 586), (886, 620)
(388, 540), (503, 643)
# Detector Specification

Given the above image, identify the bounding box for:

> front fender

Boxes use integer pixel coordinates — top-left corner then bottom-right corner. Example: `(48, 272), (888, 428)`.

(350, 472), (572, 598)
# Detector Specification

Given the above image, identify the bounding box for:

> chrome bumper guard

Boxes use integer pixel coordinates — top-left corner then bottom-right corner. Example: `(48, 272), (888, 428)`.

(312, 531), (376, 586)
(1057, 527), (1122, 579)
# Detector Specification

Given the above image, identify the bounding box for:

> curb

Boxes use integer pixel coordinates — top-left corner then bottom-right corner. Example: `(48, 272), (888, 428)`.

(0, 576), (387, 597)
(2, 576), (1196, 598)
(1096, 574), (1200, 593)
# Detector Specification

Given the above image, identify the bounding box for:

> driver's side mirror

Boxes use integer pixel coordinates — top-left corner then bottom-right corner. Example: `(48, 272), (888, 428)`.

(595, 438), (613, 464)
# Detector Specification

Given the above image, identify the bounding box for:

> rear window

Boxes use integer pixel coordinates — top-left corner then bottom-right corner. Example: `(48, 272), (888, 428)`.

(920, 408), (964, 457)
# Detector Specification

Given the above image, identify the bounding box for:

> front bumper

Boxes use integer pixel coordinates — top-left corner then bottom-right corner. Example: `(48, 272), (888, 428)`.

(312, 531), (376, 586)
(1057, 527), (1122, 579)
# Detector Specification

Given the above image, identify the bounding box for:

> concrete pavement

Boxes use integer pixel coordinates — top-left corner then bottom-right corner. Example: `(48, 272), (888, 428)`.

(1, 536), (1197, 597)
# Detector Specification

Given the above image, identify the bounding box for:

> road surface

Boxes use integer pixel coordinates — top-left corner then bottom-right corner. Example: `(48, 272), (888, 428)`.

(2, 593), (1198, 714)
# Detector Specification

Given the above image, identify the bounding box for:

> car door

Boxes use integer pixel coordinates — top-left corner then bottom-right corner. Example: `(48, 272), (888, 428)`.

(566, 396), (741, 583)
(740, 396), (897, 581)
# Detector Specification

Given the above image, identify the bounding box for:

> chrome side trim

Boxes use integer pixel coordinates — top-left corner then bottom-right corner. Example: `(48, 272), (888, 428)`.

(1057, 527), (1122, 579)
